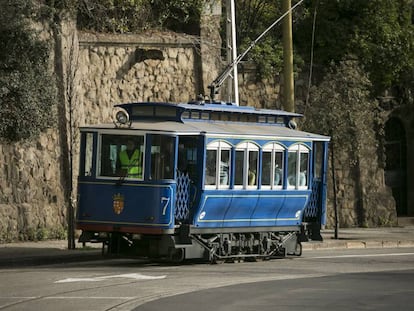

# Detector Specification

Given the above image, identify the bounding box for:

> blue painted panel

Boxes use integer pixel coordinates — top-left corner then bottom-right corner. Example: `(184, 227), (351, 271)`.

(275, 191), (310, 226)
(195, 192), (232, 228)
(77, 182), (175, 229)
(222, 193), (259, 227)
(193, 190), (310, 229)
(249, 194), (286, 227)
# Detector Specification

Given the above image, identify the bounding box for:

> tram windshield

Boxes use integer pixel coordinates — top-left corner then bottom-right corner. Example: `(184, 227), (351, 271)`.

(98, 134), (145, 179)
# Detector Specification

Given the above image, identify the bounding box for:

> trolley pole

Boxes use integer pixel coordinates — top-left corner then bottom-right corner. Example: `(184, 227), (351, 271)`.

(282, 0), (295, 112)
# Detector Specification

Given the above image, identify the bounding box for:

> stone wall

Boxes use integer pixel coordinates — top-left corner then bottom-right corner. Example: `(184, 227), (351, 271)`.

(326, 143), (397, 228)
(75, 31), (203, 124)
(0, 125), (67, 242)
(237, 63), (283, 110)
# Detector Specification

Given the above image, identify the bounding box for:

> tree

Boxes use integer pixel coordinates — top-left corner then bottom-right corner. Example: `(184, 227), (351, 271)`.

(74, 0), (203, 34)
(233, 0), (300, 79)
(303, 58), (383, 228)
(295, 0), (414, 95)
(0, 0), (57, 142)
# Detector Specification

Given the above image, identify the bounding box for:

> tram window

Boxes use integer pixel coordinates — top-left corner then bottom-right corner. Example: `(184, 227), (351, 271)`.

(262, 143), (284, 189)
(211, 112), (221, 120)
(220, 149), (230, 186)
(287, 144), (309, 189)
(235, 142), (259, 189)
(132, 106), (153, 117)
(83, 133), (93, 176)
(267, 116), (276, 124)
(99, 134), (144, 179)
(150, 135), (175, 180)
(204, 141), (231, 189)
(262, 152), (272, 185)
(234, 150), (244, 186)
(178, 136), (198, 181)
(154, 106), (176, 117)
(205, 150), (217, 186)
(300, 152), (309, 186)
(240, 114), (248, 122)
(287, 152), (298, 187)
(248, 150), (258, 186)
(191, 111), (200, 119)
(314, 142), (323, 179)
(274, 152), (283, 186)
(181, 111), (190, 119)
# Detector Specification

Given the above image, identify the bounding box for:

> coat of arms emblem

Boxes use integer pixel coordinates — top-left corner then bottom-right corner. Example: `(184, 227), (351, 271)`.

(113, 193), (125, 215)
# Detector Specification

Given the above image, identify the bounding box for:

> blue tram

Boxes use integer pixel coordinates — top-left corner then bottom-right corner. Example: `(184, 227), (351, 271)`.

(76, 101), (329, 262)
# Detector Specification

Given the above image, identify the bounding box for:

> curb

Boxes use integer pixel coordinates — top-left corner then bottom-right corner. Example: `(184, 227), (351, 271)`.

(0, 250), (102, 267)
(302, 240), (414, 251)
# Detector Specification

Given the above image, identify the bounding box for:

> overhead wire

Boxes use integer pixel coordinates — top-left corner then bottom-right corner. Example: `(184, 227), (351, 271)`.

(304, 0), (319, 111)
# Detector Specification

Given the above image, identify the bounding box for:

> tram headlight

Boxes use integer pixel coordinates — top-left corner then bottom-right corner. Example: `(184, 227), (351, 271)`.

(113, 109), (130, 127)
(288, 120), (297, 130)
(116, 110), (129, 124)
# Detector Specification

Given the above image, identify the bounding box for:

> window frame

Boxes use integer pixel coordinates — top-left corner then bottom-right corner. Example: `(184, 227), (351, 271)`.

(261, 142), (285, 190)
(287, 144), (310, 190)
(234, 141), (259, 190)
(96, 133), (145, 180)
(204, 140), (232, 189)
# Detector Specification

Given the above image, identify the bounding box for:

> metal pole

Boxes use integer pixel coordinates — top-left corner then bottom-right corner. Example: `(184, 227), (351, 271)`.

(230, 0), (239, 105)
(282, 0), (295, 112)
(226, 0), (239, 105)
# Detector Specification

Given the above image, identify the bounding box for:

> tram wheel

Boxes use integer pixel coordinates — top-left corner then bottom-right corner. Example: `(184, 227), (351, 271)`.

(168, 248), (185, 263)
(294, 242), (302, 256)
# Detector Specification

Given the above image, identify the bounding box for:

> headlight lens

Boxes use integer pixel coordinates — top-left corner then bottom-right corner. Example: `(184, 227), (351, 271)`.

(115, 110), (129, 124)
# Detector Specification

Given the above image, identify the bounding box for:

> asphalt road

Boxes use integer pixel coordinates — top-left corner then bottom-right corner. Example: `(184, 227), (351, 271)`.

(0, 248), (413, 311)
(136, 270), (414, 311)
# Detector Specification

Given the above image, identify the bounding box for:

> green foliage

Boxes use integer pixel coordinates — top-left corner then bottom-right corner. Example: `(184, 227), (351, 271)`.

(0, 0), (57, 142)
(20, 225), (67, 241)
(72, 0), (203, 33)
(296, 0), (414, 95)
(231, 0), (304, 80)
(303, 58), (380, 164)
(76, 0), (153, 33)
(150, 0), (203, 34)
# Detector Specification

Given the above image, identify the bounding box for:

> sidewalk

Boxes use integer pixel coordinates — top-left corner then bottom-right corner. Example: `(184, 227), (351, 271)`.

(302, 226), (414, 250)
(0, 226), (413, 266)
(0, 240), (102, 267)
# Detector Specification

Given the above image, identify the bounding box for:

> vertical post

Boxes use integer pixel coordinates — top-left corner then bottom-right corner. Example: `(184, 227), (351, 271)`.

(282, 0), (295, 112)
(226, 0), (239, 105)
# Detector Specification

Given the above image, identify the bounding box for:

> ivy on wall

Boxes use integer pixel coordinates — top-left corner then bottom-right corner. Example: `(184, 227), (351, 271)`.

(45, 0), (204, 34)
(0, 0), (57, 142)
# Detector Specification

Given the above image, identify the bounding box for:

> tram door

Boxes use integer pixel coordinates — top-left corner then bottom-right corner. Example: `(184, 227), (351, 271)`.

(176, 136), (199, 222)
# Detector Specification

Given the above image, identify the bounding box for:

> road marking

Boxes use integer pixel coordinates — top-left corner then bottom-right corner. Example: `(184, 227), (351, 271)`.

(55, 273), (166, 283)
(44, 296), (136, 299)
(309, 252), (414, 259)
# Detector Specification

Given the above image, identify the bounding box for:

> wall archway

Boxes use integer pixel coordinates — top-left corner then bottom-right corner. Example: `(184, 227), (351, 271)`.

(384, 117), (407, 216)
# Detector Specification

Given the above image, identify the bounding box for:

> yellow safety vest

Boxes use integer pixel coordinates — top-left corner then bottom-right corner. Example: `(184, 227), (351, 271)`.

(119, 149), (142, 178)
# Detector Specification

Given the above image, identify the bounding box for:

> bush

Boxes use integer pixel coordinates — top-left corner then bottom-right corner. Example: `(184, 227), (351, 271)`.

(0, 0), (57, 142)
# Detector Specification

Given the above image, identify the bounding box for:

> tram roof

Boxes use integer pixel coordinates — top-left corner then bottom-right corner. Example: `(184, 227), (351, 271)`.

(82, 119), (330, 142)
(114, 101), (303, 123)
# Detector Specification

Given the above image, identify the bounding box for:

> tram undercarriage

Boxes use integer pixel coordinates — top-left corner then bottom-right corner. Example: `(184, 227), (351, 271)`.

(85, 228), (303, 263)
(190, 231), (302, 263)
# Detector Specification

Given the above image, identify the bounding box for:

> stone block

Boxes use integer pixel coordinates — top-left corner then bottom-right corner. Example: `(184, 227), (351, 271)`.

(346, 241), (366, 249)
(382, 241), (398, 248)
